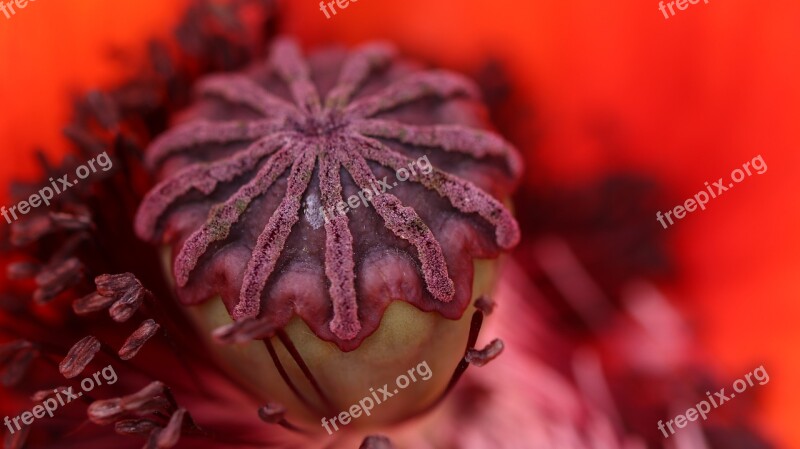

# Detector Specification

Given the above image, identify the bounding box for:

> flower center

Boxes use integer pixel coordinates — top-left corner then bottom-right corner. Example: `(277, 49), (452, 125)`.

(292, 111), (346, 137)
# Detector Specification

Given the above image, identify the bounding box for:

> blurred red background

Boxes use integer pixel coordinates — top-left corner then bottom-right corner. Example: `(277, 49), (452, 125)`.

(1, 0), (797, 446)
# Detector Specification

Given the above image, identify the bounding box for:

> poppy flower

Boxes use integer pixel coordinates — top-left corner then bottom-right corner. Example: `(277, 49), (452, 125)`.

(1, 0), (791, 448)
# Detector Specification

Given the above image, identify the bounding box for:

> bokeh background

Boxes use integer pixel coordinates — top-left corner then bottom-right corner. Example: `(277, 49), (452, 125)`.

(1, 0), (797, 446)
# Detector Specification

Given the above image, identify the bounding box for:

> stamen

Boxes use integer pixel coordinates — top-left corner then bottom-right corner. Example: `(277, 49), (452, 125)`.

(9, 210), (91, 248)
(33, 257), (84, 304)
(9, 214), (53, 246)
(84, 90), (120, 130)
(119, 381), (166, 410)
(6, 261), (41, 280)
(155, 408), (187, 448)
(212, 317), (279, 344)
(359, 435), (395, 449)
(474, 295), (496, 315)
(88, 273), (150, 322)
(256, 402), (286, 424)
(262, 339), (319, 415)
(3, 424), (30, 449)
(109, 286), (146, 323)
(277, 330), (335, 413)
(0, 340), (39, 387)
(59, 336), (102, 379)
(88, 398), (123, 425)
(49, 211), (94, 232)
(257, 402), (309, 434)
(96, 272), (143, 297)
(119, 319), (161, 360)
(114, 419), (160, 436)
(465, 338), (504, 367)
(31, 388), (65, 402)
(63, 125), (106, 155)
(73, 292), (117, 315)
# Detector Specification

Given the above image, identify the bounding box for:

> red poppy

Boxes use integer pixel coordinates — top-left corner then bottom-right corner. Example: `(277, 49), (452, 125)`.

(1, 0), (797, 448)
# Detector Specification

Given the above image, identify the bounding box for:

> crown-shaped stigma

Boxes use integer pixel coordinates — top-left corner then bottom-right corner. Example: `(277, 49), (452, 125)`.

(135, 37), (522, 349)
